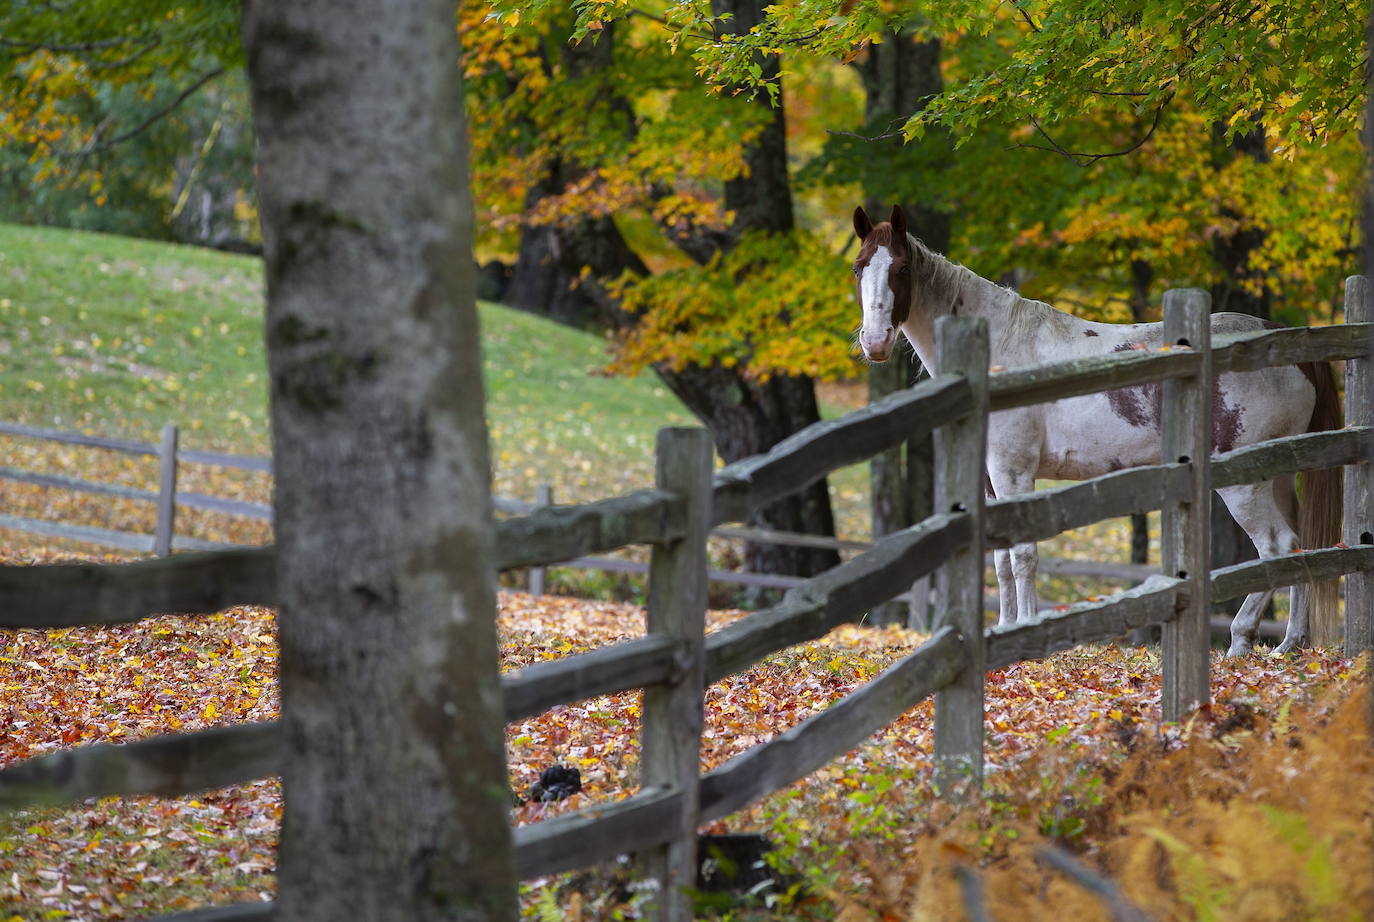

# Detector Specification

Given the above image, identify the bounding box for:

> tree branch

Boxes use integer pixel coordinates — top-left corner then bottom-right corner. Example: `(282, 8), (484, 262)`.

(1006, 0), (1042, 32)
(954, 864), (998, 922)
(825, 115), (910, 143)
(1035, 846), (1153, 922)
(0, 35), (143, 53)
(61, 67), (224, 157)
(1014, 95), (1173, 166)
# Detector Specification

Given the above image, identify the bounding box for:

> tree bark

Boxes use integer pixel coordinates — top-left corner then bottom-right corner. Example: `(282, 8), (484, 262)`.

(857, 30), (948, 622)
(242, 3), (516, 920)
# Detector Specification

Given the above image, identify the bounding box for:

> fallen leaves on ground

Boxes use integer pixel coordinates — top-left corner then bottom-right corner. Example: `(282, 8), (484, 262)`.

(0, 553), (1360, 920)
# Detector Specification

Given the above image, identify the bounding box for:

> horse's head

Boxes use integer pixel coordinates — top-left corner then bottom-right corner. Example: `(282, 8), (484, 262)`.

(852, 204), (915, 363)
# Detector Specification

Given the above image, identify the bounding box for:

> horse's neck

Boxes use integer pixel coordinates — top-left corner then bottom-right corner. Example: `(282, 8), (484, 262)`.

(898, 239), (1027, 372)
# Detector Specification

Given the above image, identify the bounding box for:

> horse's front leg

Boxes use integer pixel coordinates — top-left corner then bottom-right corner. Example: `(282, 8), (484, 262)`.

(987, 466), (1040, 624)
(1009, 543), (1040, 622)
(993, 549), (1017, 626)
(1226, 589), (1276, 658)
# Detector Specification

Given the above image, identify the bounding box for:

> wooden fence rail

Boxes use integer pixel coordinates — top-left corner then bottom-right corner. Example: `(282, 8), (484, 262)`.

(0, 289), (1370, 922)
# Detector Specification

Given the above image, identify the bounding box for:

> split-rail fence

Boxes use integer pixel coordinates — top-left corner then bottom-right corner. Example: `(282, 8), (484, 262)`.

(0, 407), (1152, 601)
(0, 283), (1370, 921)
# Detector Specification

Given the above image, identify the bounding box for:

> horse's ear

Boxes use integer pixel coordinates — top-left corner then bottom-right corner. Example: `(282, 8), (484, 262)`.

(853, 206), (874, 241)
(889, 204), (907, 239)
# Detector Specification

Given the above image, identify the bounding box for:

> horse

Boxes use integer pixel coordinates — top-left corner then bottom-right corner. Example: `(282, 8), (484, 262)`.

(851, 204), (1343, 657)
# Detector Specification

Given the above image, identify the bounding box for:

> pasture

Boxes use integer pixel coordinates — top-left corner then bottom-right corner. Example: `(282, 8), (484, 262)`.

(0, 226), (1369, 920)
(3, 2), (1371, 919)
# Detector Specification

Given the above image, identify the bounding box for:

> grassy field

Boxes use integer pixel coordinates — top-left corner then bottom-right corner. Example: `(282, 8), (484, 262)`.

(0, 222), (702, 505)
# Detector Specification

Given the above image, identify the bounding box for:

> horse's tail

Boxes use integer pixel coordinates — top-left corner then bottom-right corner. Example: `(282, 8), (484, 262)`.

(1299, 359), (1344, 646)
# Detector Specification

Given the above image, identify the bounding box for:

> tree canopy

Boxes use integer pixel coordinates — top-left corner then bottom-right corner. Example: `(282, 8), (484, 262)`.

(2, 1), (1363, 535)
(0, 2), (250, 243)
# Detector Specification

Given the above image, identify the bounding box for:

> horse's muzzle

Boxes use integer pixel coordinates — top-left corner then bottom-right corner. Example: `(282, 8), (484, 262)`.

(860, 327), (896, 362)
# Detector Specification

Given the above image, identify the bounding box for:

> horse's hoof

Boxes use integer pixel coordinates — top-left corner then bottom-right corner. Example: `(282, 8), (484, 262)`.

(1225, 640), (1253, 659)
(1271, 639), (1304, 656)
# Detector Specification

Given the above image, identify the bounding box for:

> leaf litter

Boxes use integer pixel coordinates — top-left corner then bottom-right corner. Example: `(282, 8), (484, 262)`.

(0, 548), (1362, 920)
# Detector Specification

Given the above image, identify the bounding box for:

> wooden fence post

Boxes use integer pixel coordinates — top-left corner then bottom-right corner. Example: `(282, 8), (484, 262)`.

(1160, 289), (1212, 721)
(153, 423), (179, 557)
(1344, 276), (1373, 655)
(641, 427), (712, 920)
(528, 483), (552, 596)
(933, 315), (989, 796)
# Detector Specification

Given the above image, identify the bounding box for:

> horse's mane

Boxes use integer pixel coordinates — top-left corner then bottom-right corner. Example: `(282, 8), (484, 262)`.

(909, 235), (1077, 353)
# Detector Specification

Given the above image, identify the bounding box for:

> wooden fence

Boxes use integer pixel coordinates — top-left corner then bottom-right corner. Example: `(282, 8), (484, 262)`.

(0, 420), (1170, 604)
(0, 284), (1370, 920)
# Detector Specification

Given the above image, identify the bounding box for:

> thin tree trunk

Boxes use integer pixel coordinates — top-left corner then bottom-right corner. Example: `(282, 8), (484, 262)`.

(1209, 122), (1272, 318)
(858, 31), (948, 623)
(1128, 259), (1153, 571)
(1205, 128), (1268, 607)
(242, 3), (516, 920)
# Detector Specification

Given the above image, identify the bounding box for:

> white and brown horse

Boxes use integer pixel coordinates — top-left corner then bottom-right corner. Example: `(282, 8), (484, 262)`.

(853, 204), (1343, 656)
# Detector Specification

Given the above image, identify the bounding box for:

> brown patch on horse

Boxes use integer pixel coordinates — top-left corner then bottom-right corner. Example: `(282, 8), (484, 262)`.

(1105, 344), (1163, 429)
(1104, 343), (1246, 451)
(1211, 388), (1244, 452)
(1084, 330), (1099, 337)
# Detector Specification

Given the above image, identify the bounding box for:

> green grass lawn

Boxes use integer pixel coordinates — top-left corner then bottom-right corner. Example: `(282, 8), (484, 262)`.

(0, 222), (697, 505)
(0, 223), (270, 447)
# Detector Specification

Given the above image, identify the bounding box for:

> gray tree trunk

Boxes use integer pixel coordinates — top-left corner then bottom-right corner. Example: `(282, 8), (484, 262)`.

(241, 3), (517, 920)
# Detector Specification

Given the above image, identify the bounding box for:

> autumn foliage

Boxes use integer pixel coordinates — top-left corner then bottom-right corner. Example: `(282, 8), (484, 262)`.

(0, 547), (1367, 919)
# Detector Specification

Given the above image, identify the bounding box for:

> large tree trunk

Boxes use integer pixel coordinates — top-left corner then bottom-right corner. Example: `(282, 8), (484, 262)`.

(658, 362), (840, 576)
(858, 32), (948, 623)
(242, 3), (516, 921)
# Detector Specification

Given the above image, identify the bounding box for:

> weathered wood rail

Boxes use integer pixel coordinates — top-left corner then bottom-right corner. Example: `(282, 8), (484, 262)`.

(0, 285), (1370, 921)
(0, 399), (1159, 598)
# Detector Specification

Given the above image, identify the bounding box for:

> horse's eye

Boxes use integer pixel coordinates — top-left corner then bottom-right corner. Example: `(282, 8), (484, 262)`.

(897, 264), (911, 276)
(852, 265), (862, 278)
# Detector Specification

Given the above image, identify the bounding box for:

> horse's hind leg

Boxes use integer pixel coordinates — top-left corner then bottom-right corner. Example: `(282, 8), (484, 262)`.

(1216, 480), (1301, 657)
(1270, 475), (1309, 655)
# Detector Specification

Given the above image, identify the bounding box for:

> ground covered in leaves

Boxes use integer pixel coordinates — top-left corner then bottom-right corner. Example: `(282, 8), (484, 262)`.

(0, 547), (1365, 921)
